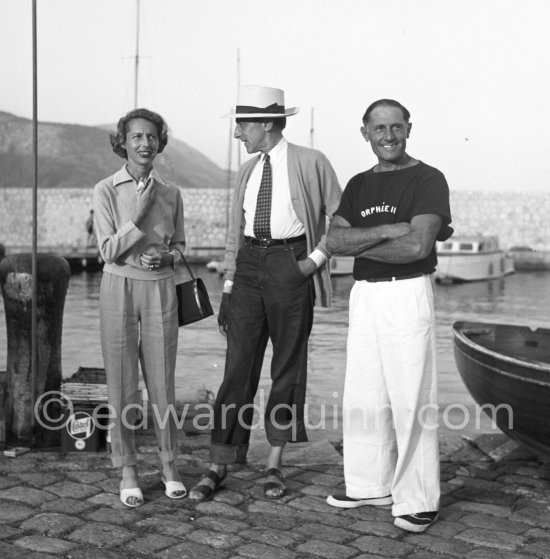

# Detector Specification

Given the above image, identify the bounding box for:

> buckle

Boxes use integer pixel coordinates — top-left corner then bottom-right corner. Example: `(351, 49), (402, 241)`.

(257, 238), (272, 248)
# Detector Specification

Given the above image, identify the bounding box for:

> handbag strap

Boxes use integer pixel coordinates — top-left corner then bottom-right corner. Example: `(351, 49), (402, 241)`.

(177, 253), (195, 280)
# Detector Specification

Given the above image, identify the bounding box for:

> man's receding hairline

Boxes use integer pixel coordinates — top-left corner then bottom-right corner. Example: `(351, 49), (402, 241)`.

(362, 99), (410, 125)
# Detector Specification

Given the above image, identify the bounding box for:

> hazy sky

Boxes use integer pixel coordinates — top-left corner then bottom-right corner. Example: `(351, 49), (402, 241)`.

(2, 0), (549, 191)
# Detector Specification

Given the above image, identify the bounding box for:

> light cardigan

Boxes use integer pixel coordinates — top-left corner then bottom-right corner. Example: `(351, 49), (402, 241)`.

(224, 142), (342, 308)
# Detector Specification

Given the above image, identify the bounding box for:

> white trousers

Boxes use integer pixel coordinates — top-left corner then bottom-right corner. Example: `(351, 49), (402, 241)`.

(343, 275), (440, 516)
(100, 273), (179, 468)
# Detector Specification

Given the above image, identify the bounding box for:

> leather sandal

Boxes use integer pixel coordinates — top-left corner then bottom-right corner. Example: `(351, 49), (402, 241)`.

(263, 468), (286, 499)
(189, 469), (226, 501)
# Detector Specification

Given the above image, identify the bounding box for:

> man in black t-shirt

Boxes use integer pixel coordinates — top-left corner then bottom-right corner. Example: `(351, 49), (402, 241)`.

(325, 99), (452, 534)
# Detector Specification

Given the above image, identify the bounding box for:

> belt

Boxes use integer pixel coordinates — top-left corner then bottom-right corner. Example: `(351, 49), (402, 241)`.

(365, 272), (426, 283)
(244, 235), (306, 248)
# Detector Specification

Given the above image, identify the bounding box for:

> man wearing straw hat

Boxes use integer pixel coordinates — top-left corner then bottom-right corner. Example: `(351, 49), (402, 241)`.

(190, 85), (342, 500)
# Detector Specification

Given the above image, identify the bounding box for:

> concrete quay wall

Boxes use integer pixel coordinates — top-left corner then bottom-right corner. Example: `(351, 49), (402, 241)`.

(0, 187), (232, 261)
(450, 190), (550, 251)
(1, 188), (549, 255)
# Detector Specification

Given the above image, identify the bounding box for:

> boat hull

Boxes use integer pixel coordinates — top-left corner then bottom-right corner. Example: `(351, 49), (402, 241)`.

(453, 321), (550, 458)
(435, 252), (514, 282)
(509, 249), (550, 271)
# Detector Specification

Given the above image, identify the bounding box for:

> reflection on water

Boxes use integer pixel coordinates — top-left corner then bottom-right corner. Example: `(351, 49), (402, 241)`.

(1, 268), (549, 441)
(434, 272), (550, 373)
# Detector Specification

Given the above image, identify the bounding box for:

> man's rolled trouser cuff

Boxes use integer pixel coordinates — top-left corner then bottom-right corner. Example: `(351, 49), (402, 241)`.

(210, 441), (249, 465)
(265, 419), (308, 445)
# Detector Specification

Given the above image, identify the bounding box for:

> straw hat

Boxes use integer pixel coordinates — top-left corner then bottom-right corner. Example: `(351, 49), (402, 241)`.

(225, 85), (299, 118)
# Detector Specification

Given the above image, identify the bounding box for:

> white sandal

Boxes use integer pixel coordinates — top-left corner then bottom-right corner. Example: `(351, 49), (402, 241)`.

(161, 477), (187, 499)
(119, 485), (144, 508)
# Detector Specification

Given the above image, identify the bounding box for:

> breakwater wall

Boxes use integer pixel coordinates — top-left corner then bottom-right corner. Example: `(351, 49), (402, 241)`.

(450, 190), (550, 251)
(1, 188), (549, 258)
(0, 187), (232, 262)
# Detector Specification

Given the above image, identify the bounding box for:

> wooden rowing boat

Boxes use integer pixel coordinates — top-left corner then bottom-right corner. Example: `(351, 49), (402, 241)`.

(452, 320), (550, 458)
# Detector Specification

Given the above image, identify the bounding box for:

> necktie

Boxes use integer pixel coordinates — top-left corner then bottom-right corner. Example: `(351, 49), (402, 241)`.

(253, 153), (272, 239)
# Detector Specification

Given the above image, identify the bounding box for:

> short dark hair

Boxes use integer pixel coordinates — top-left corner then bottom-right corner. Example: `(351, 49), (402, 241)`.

(236, 117), (287, 131)
(110, 108), (169, 159)
(362, 99), (410, 125)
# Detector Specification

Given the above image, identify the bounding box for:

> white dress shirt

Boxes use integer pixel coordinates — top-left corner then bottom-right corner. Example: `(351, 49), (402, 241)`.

(243, 138), (304, 239)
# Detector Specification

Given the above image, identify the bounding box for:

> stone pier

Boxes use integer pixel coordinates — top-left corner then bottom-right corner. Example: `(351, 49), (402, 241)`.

(0, 189), (549, 256)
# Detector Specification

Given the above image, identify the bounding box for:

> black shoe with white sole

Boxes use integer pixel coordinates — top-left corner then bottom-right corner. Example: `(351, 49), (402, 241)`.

(394, 511), (438, 532)
(326, 494), (393, 508)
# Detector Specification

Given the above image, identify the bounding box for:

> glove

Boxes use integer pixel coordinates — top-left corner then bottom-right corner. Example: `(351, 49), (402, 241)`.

(217, 292), (231, 336)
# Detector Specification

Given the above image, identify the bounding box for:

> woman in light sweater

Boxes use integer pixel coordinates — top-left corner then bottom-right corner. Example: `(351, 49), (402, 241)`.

(93, 108), (186, 507)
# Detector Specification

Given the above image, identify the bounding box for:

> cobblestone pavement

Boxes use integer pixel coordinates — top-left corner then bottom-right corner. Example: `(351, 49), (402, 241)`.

(1, 421), (549, 559)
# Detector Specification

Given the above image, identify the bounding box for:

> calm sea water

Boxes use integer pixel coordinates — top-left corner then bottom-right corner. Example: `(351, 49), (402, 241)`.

(1, 267), (549, 444)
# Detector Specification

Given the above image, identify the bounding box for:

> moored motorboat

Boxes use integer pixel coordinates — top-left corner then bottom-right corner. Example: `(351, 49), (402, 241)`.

(206, 260), (224, 275)
(452, 320), (550, 459)
(435, 235), (514, 283)
(508, 246), (550, 271)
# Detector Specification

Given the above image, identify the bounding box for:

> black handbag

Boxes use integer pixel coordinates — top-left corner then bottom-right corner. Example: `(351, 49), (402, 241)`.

(175, 256), (214, 326)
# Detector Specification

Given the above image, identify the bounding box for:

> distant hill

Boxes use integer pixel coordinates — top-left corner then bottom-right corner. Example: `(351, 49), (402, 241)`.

(0, 111), (232, 189)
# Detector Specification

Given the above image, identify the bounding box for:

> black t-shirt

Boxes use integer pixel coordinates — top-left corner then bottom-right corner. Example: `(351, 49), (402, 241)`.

(335, 161), (452, 280)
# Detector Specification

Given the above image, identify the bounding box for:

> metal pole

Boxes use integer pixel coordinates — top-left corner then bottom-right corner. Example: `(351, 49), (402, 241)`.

(31, 0), (38, 434)
(134, 0), (140, 108)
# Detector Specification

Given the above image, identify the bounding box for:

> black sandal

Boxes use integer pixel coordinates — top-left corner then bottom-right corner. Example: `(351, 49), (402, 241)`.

(189, 469), (226, 501)
(263, 468), (286, 499)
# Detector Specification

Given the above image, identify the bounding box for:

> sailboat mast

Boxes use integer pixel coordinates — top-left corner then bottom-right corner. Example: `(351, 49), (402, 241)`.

(310, 107), (315, 149)
(236, 48), (241, 167)
(134, 0), (140, 108)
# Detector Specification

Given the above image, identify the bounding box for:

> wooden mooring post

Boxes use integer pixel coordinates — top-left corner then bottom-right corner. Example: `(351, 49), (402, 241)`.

(0, 253), (70, 447)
